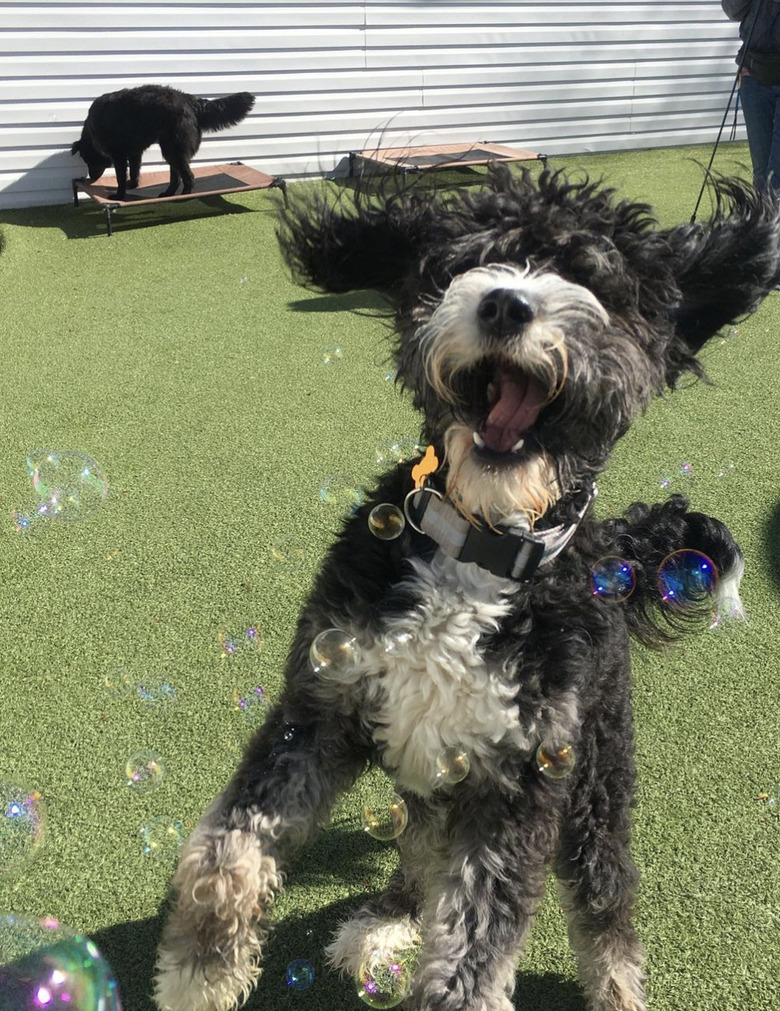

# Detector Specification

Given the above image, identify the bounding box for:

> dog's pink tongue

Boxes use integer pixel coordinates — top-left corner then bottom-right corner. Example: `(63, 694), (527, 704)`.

(480, 371), (547, 453)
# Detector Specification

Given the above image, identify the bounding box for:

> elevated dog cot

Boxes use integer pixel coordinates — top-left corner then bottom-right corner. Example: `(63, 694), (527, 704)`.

(348, 143), (546, 182)
(72, 162), (286, 236)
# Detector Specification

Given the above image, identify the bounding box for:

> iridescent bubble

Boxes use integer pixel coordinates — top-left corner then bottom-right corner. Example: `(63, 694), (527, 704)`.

(233, 685), (268, 724)
(319, 474), (364, 514)
(434, 747), (470, 786)
(26, 449), (108, 523)
(590, 557), (636, 602)
(137, 681), (176, 706)
(658, 472), (673, 491)
(322, 346), (344, 365)
(103, 666), (134, 699)
(0, 784), (46, 877)
(383, 631), (413, 655)
(375, 438), (420, 467)
(658, 550), (718, 607)
(362, 792), (408, 841)
(218, 626), (263, 659)
(368, 503), (406, 541)
(709, 595), (747, 631)
(140, 816), (184, 858)
(11, 502), (50, 534)
(309, 628), (361, 675)
(270, 538), (307, 572)
(678, 461), (694, 480)
(0, 914), (122, 1010)
(357, 957), (411, 1009)
(285, 958), (315, 991)
(535, 740), (576, 780)
(716, 461), (735, 479)
(125, 751), (165, 794)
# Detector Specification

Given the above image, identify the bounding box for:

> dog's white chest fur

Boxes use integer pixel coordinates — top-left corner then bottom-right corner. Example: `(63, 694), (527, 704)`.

(361, 552), (532, 796)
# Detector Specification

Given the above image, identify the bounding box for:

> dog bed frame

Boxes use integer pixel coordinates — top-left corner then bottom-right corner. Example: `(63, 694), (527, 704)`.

(71, 161), (286, 235)
(348, 142), (546, 181)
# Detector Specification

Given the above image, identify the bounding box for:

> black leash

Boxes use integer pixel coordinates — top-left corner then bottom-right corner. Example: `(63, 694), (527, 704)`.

(691, 0), (764, 223)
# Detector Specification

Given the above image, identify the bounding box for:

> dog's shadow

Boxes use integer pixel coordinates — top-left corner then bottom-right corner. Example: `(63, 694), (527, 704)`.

(93, 824), (586, 1011)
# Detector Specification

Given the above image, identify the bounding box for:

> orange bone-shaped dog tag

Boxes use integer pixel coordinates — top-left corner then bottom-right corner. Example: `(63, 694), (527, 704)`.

(412, 445), (439, 489)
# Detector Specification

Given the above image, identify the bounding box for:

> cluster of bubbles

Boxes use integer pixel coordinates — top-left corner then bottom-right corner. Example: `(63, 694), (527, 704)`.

(535, 740), (576, 780)
(285, 958), (316, 991)
(125, 751), (165, 794)
(0, 915), (122, 1011)
(13, 450), (108, 532)
(319, 474), (364, 514)
(357, 957), (412, 1009)
(0, 784), (46, 878)
(590, 550), (720, 608)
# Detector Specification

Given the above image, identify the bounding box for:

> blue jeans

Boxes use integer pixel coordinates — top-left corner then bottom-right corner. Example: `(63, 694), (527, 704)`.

(740, 73), (780, 191)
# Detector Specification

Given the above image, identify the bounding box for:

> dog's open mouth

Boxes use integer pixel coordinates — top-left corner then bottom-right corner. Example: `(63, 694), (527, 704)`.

(471, 363), (548, 459)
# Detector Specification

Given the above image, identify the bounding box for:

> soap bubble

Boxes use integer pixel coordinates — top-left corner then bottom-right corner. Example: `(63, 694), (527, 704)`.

(269, 538), (306, 572)
(218, 626), (263, 659)
(535, 740), (576, 780)
(357, 957), (411, 1008)
(137, 681), (176, 706)
(232, 685), (268, 724)
(140, 816), (184, 858)
(125, 751), (165, 794)
(0, 784), (46, 877)
(322, 346), (344, 365)
(309, 628), (361, 676)
(0, 914), (122, 1011)
(590, 557), (636, 602)
(709, 595), (747, 631)
(368, 503), (405, 541)
(319, 474), (364, 514)
(363, 792), (408, 841)
(285, 958), (315, 991)
(658, 550), (718, 607)
(716, 461), (735, 479)
(434, 747), (470, 786)
(375, 438), (420, 467)
(26, 449), (108, 523)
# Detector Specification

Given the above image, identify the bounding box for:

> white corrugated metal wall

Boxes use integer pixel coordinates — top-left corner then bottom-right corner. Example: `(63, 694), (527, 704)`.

(0, 1), (743, 209)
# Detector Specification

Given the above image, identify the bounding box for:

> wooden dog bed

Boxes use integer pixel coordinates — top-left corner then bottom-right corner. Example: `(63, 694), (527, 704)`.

(348, 143), (546, 179)
(72, 162), (286, 235)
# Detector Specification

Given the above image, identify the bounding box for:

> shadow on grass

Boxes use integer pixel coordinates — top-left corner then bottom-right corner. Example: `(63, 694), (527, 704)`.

(91, 824), (587, 1010)
(287, 290), (391, 314)
(762, 498), (780, 595)
(0, 193), (278, 240)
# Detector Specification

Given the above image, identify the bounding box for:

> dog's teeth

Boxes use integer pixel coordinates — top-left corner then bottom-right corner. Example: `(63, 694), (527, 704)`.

(473, 431), (486, 448)
(511, 437), (525, 452)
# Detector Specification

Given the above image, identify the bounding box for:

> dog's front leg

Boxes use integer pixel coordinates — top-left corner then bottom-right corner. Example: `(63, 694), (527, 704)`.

(153, 704), (367, 1011)
(408, 784), (560, 1011)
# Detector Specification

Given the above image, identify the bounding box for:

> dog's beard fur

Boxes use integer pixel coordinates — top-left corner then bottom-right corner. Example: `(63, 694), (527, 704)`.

(417, 264), (609, 526)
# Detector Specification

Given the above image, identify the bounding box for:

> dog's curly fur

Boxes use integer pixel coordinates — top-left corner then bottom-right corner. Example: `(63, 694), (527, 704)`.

(153, 166), (779, 1011)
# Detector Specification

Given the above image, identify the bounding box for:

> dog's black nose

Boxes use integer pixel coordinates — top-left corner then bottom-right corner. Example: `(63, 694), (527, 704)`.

(477, 288), (535, 334)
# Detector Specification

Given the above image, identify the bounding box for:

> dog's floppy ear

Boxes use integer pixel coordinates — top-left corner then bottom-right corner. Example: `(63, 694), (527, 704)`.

(277, 183), (440, 297)
(662, 178), (780, 380)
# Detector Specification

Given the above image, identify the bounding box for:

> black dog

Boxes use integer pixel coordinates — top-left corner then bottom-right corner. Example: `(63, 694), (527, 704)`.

(71, 84), (255, 199)
(153, 168), (778, 1011)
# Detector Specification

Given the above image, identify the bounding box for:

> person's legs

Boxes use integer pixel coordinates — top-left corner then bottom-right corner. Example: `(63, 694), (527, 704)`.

(740, 74), (777, 188)
(766, 84), (780, 190)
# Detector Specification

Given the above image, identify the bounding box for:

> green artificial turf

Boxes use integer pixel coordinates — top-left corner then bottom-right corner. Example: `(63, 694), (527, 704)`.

(0, 141), (778, 1011)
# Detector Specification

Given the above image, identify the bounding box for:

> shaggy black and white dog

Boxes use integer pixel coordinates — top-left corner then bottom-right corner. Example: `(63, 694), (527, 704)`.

(153, 167), (779, 1011)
